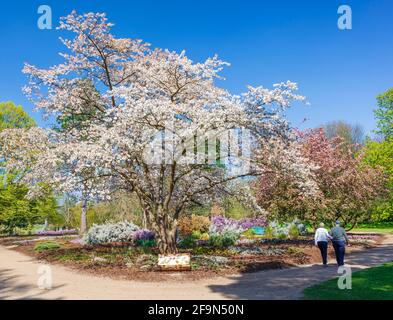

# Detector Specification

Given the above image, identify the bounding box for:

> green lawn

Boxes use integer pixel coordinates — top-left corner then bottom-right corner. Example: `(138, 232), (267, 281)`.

(303, 261), (393, 300)
(351, 221), (393, 234)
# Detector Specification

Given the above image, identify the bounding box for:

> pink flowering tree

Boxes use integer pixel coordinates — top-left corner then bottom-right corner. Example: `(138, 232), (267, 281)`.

(0, 12), (312, 253)
(255, 129), (387, 228)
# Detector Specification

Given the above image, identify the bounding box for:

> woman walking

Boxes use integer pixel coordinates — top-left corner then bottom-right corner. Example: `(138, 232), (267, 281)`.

(314, 223), (332, 266)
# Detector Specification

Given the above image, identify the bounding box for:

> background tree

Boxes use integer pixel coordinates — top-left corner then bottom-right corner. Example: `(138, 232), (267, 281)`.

(0, 101), (36, 130)
(323, 120), (364, 152)
(0, 102), (58, 234)
(374, 88), (393, 139)
(363, 138), (393, 221)
(256, 129), (387, 229)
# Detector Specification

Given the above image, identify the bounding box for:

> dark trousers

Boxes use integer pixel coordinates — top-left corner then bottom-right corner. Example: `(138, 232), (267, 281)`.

(332, 240), (346, 266)
(317, 241), (328, 265)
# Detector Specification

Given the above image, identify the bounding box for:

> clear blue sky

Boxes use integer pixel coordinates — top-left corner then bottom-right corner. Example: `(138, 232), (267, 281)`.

(1, 0), (392, 135)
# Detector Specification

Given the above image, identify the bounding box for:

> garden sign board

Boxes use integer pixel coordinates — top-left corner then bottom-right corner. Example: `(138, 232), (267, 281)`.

(158, 253), (191, 271)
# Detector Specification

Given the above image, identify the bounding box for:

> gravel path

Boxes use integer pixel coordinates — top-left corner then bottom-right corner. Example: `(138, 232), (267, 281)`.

(1, 235), (392, 300)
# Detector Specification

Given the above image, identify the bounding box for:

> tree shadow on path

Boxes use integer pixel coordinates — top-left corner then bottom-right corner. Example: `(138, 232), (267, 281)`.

(0, 268), (64, 300)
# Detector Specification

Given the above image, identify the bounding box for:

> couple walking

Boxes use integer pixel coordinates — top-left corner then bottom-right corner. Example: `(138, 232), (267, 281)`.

(314, 221), (349, 267)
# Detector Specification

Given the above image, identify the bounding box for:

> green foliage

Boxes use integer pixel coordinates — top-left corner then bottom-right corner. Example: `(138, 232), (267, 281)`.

(208, 233), (237, 248)
(178, 234), (198, 248)
(62, 191), (143, 229)
(264, 226), (274, 239)
(0, 175), (61, 234)
(135, 239), (156, 247)
(0, 102), (60, 234)
(277, 233), (287, 239)
(242, 228), (256, 238)
(0, 101), (36, 130)
(288, 224), (300, 239)
(353, 221), (393, 234)
(363, 138), (393, 221)
(34, 241), (61, 252)
(374, 88), (393, 138)
(221, 195), (251, 219)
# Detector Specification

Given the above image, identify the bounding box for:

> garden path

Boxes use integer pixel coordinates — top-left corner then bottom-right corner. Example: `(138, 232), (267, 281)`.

(1, 235), (393, 300)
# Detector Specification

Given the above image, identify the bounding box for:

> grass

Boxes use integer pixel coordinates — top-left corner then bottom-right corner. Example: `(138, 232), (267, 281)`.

(352, 221), (393, 234)
(34, 241), (61, 252)
(303, 261), (393, 300)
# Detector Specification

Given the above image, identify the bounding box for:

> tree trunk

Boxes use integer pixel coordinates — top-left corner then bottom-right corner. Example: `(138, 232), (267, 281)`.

(155, 227), (178, 254)
(150, 212), (178, 254)
(80, 198), (87, 235)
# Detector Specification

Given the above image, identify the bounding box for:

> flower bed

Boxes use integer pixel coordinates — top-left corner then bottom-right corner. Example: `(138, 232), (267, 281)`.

(35, 229), (78, 236)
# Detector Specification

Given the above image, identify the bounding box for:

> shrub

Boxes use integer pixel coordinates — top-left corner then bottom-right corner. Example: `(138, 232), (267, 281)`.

(242, 228), (256, 238)
(178, 215), (211, 236)
(133, 229), (155, 247)
(268, 221), (290, 239)
(263, 226), (274, 239)
(178, 234), (198, 248)
(135, 239), (156, 247)
(209, 216), (244, 236)
(208, 232), (237, 248)
(238, 217), (268, 230)
(289, 224), (300, 239)
(209, 215), (267, 236)
(199, 232), (210, 241)
(133, 229), (155, 241)
(34, 241), (61, 251)
(83, 221), (139, 245)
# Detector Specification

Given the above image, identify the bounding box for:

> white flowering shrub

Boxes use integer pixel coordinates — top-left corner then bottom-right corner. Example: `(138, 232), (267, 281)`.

(267, 220), (306, 239)
(269, 221), (290, 238)
(83, 221), (140, 245)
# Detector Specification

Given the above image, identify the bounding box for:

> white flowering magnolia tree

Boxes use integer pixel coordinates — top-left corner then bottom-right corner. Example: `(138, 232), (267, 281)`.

(0, 12), (314, 253)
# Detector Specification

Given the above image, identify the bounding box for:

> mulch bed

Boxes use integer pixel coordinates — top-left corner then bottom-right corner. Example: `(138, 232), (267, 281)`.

(0, 234), (383, 282)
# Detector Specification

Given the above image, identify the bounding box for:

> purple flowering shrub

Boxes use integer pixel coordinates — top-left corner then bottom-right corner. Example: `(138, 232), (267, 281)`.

(238, 217), (268, 230)
(35, 229), (78, 236)
(210, 215), (267, 235)
(208, 216), (267, 247)
(133, 229), (155, 247)
(132, 229), (155, 241)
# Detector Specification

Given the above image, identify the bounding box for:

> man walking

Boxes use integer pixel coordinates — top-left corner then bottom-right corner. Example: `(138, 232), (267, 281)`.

(314, 223), (332, 266)
(330, 221), (349, 266)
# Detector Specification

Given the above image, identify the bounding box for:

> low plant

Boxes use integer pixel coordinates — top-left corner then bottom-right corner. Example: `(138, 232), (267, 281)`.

(34, 241), (61, 251)
(178, 234), (198, 248)
(263, 226), (274, 239)
(208, 231), (238, 248)
(242, 228), (256, 238)
(135, 239), (156, 247)
(289, 224), (300, 239)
